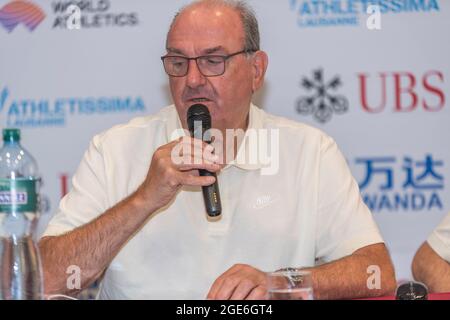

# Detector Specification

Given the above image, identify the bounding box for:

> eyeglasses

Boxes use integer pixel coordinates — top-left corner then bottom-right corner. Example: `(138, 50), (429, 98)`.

(161, 49), (256, 77)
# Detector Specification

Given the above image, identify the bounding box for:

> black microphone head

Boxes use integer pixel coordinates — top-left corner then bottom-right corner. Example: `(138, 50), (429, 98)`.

(187, 104), (211, 135)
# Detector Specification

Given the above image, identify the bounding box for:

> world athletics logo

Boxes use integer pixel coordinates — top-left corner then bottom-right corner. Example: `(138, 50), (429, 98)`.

(0, 0), (46, 32)
(289, 0), (440, 28)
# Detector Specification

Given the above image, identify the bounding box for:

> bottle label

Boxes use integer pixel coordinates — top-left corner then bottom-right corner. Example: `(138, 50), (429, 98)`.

(0, 178), (38, 213)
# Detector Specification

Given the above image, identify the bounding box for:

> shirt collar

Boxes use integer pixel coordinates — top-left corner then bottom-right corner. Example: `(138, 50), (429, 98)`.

(227, 104), (265, 171)
(165, 105), (186, 142)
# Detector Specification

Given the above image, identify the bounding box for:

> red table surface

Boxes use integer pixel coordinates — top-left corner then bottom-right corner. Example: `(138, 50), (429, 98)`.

(361, 292), (450, 300)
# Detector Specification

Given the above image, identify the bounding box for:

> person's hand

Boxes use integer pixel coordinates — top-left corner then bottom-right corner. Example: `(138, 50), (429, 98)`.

(137, 137), (221, 211)
(207, 264), (268, 300)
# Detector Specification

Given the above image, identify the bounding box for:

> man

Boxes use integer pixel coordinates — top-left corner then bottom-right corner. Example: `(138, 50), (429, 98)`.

(412, 212), (450, 293)
(40, 0), (396, 300)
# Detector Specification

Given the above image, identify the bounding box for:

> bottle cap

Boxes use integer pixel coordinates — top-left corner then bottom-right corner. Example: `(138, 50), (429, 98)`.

(2, 128), (21, 142)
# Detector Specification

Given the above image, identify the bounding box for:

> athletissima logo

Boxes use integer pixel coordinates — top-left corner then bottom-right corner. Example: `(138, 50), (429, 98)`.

(0, 86), (146, 128)
(296, 69), (349, 124)
(289, 0), (440, 28)
(0, 87), (8, 113)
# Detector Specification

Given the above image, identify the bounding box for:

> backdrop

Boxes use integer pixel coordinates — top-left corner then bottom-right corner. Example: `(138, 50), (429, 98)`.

(1, 0), (449, 282)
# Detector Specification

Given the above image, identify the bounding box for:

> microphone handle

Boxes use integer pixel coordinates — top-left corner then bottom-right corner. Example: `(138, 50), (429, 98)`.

(199, 169), (222, 217)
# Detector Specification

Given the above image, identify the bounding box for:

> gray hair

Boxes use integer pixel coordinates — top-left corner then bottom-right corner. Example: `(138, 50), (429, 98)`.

(167, 0), (260, 52)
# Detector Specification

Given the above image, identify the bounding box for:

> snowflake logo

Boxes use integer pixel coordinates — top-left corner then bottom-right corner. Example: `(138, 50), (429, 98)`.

(296, 69), (349, 123)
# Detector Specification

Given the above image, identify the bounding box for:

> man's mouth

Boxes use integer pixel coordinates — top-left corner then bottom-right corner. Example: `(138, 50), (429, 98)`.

(188, 98), (212, 103)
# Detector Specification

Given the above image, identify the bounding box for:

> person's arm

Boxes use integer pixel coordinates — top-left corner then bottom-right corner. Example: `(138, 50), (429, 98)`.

(39, 137), (220, 296)
(412, 242), (450, 293)
(305, 243), (396, 299)
(39, 189), (160, 296)
(206, 243), (396, 300)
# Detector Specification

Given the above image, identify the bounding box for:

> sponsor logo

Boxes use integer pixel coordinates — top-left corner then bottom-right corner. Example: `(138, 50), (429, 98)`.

(296, 68), (349, 123)
(355, 154), (444, 212)
(358, 70), (445, 113)
(0, 191), (27, 205)
(0, 86), (8, 112)
(0, 0), (45, 32)
(0, 86), (146, 128)
(253, 194), (280, 210)
(0, 0), (140, 33)
(289, 0), (440, 28)
(51, 0), (139, 30)
(294, 69), (445, 123)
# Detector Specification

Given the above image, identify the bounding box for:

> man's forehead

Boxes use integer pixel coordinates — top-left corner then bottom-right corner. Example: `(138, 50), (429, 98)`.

(167, 5), (244, 49)
(175, 4), (241, 25)
(167, 46), (228, 56)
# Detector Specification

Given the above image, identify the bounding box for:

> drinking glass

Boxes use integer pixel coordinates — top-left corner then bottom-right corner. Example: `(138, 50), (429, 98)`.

(266, 269), (313, 300)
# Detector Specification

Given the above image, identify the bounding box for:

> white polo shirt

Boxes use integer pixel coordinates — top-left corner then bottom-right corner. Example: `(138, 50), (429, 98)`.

(43, 104), (384, 300)
(428, 212), (450, 262)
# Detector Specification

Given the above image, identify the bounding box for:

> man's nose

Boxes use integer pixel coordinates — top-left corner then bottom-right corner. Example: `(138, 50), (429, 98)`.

(186, 59), (207, 88)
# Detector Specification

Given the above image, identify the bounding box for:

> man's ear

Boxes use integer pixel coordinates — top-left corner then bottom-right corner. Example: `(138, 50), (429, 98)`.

(252, 51), (269, 92)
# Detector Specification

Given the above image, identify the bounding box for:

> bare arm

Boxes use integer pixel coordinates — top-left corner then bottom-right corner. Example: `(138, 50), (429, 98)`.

(39, 189), (159, 296)
(412, 242), (450, 293)
(305, 243), (397, 299)
(207, 243), (396, 300)
(39, 138), (220, 296)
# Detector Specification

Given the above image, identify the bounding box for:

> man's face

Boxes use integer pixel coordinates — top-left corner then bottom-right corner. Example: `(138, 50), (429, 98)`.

(165, 5), (259, 133)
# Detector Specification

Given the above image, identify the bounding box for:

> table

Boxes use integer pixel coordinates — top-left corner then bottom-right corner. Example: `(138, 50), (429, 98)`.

(362, 292), (450, 300)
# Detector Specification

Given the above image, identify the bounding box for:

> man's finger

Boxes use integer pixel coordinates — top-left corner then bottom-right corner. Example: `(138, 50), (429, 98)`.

(178, 143), (215, 158)
(230, 280), (258, 300)
(178, 172), (216, 187)
(170, 138), (216, 165)
(245, 285), (268, 300)
(177, 162), (221, 173)
(178, 137), (215, 154)
(207, 265), (245, 299)
(211, 276), (240, 300)
(172, 147), (218, 167)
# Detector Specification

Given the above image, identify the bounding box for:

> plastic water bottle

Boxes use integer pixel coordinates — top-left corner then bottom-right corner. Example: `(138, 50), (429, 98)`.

(0, 128), (43, 300)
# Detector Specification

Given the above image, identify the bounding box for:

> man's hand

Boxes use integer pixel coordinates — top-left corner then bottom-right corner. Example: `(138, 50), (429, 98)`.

(207, 264), (268, 300)
(137, 137), (221, 211)
(206, 244), (396, 301)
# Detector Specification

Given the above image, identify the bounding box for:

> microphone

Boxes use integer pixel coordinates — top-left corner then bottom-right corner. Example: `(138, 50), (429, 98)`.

(187, 104), (222, 218)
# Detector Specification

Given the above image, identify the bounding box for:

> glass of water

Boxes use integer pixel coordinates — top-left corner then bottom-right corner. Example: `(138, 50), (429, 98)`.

(266, 269), (314, 300)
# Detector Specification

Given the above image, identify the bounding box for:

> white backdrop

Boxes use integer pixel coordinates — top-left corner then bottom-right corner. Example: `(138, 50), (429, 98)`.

(1, 0), (449, 282)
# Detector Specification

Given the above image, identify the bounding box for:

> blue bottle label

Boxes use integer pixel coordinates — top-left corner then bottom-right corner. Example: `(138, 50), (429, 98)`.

(0, 178), (38, 213)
